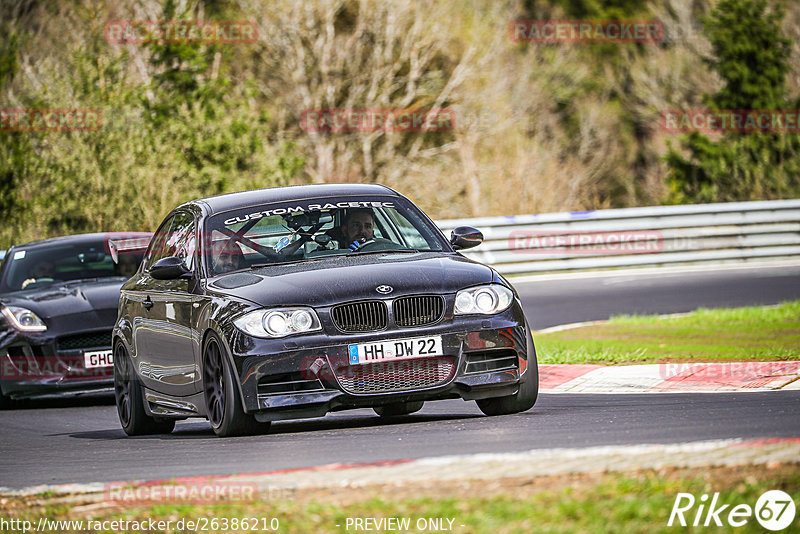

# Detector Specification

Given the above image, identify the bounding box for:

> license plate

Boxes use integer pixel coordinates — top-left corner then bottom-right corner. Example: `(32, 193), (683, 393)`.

(348, 336), (443, 364)
(84, 350), (114, 369)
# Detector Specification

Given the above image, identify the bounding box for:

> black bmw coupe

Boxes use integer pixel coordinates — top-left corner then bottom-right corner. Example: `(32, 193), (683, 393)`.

(113, 184), (538, 437)
(0, 232), (150, 406)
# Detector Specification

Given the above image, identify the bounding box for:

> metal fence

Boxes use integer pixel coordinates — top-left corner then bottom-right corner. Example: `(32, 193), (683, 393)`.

(2, 200), (797, 275)
(436, 199), (800, 275)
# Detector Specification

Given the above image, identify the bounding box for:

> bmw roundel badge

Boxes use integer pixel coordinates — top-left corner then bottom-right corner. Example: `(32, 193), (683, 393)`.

(376, 285), (393, 294)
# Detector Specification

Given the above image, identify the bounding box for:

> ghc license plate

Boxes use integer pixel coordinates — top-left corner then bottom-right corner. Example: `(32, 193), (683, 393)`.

(348, 336), (443, 365)
(84, 350), (113, 369)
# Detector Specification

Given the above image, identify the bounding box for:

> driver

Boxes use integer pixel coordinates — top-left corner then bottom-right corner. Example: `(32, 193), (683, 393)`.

(21, 259), (56, 289)
(340, 209), (375, 251)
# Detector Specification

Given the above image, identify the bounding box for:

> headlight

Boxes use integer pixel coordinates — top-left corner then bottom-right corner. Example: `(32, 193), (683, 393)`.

(454, 284), (513, 315)
(1, 305), (47, 332)
(233, 307), (321, 338)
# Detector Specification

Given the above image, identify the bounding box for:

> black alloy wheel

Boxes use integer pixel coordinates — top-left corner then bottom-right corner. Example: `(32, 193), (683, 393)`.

(202, 333), (269, 437)
(203, 337), (226, 428)
(114, 341), (175, 435)
(114, 343), (132, 428)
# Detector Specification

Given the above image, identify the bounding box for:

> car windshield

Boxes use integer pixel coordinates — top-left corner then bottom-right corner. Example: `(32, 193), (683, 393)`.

(0, 236), (150, 293)
(204, 196), (448, 275)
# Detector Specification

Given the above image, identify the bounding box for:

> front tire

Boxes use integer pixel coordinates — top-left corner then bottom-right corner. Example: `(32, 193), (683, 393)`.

(114, 342), (175, 435)
(374, 401), (424, 417)
(476, 328), (539, 416)
(203, 333), (269, 437)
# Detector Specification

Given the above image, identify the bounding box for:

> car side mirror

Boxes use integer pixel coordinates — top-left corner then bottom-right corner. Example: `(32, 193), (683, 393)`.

(449, 226), (483, 250)
(150, 256), (191, 280)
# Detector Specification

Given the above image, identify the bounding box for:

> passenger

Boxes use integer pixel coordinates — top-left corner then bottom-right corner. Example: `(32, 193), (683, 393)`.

(115, 254), (140, 278)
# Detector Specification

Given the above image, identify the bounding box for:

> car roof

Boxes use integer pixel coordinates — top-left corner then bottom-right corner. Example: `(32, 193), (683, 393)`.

(187, 183), (401, 215)
(8, 232), (152, 250)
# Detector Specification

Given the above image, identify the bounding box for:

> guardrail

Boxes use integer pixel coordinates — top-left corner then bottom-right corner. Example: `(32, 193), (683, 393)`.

(436, 199), (800, 275)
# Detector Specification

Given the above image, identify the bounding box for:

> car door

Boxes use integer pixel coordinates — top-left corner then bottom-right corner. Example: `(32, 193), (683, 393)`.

(134, 211), (201, 397)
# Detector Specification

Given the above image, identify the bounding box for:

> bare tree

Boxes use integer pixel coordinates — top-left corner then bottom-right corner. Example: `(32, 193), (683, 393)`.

(239, 0), (473, 186)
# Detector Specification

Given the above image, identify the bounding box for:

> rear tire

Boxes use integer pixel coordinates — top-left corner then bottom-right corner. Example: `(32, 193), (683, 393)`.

(373, 401), (424, 417)
(203, 333), (270, 437)
(114, 342), (175, 435)
(476, 327), (539, 416)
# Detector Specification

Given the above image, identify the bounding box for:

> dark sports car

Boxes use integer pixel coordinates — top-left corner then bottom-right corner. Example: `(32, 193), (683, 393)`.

(113, 184), (538, 437)
(0, 233), (151, 406)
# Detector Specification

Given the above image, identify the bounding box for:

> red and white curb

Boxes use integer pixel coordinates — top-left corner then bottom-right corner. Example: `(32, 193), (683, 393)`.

(4, 438), (799, 501)
(539, 362), (800, 393)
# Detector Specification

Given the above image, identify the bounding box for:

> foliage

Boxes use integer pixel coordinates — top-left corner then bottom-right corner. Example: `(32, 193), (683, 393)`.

(0, 20), (25, 225)
(0, 0), (301, 246)
(665, 0), (800, 203)
(2, 0), (800, 246)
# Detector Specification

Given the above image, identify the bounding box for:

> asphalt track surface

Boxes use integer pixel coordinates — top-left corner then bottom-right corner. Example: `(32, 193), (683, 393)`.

(1, 263), (799, 490)
(517, 262), (800, 329)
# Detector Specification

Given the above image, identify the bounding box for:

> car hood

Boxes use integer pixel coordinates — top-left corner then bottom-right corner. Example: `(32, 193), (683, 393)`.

(0, 279), (125, 319)
(209, 252), (496, 308)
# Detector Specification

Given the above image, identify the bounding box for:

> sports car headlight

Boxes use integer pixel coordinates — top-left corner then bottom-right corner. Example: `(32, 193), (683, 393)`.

(233, 307), (322, 338)
(1, 305), (47, 332)
(454, 284), (513, 315)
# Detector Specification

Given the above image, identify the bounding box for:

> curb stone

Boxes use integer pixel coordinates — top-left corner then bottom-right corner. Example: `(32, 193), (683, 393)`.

(539, 361), (800, 393)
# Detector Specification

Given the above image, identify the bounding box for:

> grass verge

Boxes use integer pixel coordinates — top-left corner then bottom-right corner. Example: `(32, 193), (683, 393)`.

(1, 464), (798, 533)
(536, 301), (800, 365)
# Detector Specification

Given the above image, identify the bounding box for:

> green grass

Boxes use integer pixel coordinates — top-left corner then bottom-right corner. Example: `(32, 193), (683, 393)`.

(536, 301), (800, 365)
(3, 467), (798, 533)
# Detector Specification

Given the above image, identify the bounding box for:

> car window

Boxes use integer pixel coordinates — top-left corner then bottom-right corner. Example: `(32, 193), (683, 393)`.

(142, 216), (174, 271)
(204, 196), (448, 271)
(0, 238), (148, 293)
(383, 208), (431, 249)
(163, 212), (196, 271)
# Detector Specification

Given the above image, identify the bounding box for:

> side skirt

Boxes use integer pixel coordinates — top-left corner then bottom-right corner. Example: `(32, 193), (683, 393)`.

(144, 389), (205, 418)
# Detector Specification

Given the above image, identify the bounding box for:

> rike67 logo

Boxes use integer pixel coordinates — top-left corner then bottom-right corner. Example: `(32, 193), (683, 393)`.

(668, 490), (796, 531)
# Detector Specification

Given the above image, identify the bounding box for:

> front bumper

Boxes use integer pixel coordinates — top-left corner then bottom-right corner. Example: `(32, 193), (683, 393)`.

(226, 309), (533, 420)
(0, 329), (114, 399)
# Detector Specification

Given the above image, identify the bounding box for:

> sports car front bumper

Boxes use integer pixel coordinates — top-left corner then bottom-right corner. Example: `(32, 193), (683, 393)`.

(226, 308), (534, 420)
(0, 329), (114, 399)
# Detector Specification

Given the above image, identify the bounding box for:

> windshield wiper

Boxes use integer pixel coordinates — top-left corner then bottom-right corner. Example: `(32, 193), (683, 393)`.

(346, 248), (420, 256)
(63, 277), (104, 285)
(249, 258), (317, 269)
(248, 249), (422, 266)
